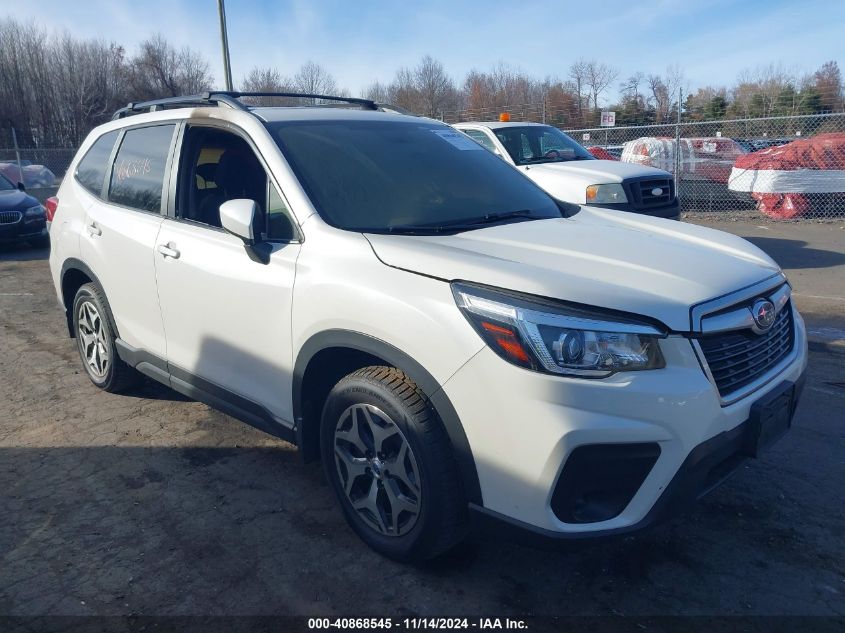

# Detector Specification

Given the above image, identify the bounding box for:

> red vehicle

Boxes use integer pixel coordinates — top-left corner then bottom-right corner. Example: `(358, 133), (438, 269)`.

(585, 146), (618, 161)
(729, 133), (845, 219)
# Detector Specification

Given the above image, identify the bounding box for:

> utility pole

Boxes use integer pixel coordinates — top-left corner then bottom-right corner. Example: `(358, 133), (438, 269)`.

(217, 0), (234, 91)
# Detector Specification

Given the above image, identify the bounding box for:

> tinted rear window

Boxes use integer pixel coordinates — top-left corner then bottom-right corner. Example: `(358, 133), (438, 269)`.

(267, 120), (561, 232)
(75, 130), (119, 195)
(108, 125), (176, 213)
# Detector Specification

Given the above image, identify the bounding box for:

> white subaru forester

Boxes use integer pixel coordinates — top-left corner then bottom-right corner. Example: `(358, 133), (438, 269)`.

(48, 92), (807, 562)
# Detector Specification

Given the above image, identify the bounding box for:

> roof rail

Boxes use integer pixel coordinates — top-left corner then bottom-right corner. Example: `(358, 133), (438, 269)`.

(213, 91), (379, 110)
(111, 93), (246, 120)
(112, 91), (378, 120)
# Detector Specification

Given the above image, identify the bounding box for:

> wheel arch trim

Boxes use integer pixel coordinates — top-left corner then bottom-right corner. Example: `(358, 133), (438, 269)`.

(293, 329), (483, 505)
(59, 258), (119, 339)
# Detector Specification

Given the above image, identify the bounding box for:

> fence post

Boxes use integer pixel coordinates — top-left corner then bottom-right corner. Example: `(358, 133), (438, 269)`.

(674, 87), (682, 181)
(10, 124), (23, 185)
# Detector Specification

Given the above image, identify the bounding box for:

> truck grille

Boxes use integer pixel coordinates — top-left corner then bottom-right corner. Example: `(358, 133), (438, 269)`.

(628, 178), (674, 208)
(698, 303), (794, 398)
(0, 210), (22, 225)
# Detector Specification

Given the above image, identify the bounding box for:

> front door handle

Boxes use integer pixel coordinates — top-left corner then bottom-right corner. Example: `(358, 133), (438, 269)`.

(87, 222), (101, 237)
(157, 243), (180, 259)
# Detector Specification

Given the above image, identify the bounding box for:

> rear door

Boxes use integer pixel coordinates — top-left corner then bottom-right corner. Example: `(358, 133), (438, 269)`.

(79, 123), (177, 359)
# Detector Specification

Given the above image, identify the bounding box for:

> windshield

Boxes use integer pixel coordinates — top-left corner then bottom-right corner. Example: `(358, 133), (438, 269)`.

(493, 126), (594, 165)
(267, 120), (563, 233)
(0, 172), (15, 191)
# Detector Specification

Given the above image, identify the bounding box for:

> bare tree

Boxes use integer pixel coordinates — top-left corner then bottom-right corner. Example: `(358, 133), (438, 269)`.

(129, 34), (212, 100)
(584, 60), (618, 114)
(413, 55), (457, 118)
(240, 67), (297, 105)
(364, 80), (390, 104)
(293, 61), (338, 103)
(621, 72), (644, 100)
(568, 58), (589, 121)
(647, 74), (671, 122)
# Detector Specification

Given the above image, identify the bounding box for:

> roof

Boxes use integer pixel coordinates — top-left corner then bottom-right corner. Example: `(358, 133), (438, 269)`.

(252, 107), (421, 124)
(454, 121), (550, 130)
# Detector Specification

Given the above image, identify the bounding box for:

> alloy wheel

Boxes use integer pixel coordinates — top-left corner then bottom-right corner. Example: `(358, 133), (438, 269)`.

(77, 300), (109, 378)
(333, 403), (422, 536)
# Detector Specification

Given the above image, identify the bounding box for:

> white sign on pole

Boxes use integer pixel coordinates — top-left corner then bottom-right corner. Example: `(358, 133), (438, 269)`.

(600, 111), (616, 127)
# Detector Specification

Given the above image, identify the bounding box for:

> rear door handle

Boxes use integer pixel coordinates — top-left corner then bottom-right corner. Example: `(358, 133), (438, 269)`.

(157, 243), (180, 259)
(87, 222), (101, 237)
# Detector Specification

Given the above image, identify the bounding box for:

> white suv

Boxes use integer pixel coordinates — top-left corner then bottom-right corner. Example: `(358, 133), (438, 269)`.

(453, 121), (681, 219)
(49, 92), (807, 562)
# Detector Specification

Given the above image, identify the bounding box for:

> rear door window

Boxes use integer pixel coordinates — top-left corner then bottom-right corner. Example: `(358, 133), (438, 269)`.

(75, 130), (119, 196)
(108, 125), (176, 213)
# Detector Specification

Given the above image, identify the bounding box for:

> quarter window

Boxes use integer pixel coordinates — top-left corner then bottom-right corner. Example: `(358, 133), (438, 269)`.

(108, 125), (176, 213)
(267, 183), (295, 241)
(75, 130), (119, 196)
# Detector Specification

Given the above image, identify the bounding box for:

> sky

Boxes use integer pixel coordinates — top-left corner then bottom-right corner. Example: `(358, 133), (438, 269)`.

(8, 0), (845, 102)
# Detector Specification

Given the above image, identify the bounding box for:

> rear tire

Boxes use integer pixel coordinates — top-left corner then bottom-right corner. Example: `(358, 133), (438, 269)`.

(72, 283), (140, 393)
(320, 366), (468, 562)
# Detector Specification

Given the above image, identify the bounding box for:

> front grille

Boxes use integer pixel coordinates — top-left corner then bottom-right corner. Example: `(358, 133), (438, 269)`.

(0, 210), (22, 225)
(698, 303), (794, 398)
(629, 178), (674, 208)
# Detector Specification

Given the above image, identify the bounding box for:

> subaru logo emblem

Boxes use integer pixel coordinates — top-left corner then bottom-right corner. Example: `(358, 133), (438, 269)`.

(651, 187), (663, 196)
(751, 298), (776, 331)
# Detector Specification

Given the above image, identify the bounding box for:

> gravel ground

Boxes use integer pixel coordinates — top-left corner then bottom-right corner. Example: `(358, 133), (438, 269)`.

(1, 243), (844, 619)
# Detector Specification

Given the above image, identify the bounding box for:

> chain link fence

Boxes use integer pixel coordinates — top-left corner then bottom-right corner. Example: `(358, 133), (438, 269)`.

(0, 147), (74, 202)
(564, 113), (845, 221)
(3, 113), (845, 218)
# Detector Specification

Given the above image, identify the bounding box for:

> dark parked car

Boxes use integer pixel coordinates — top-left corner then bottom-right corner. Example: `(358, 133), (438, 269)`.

(0, 161), (57, 188)
(735, 138), (794, 153)
(0, 172), (49, 248)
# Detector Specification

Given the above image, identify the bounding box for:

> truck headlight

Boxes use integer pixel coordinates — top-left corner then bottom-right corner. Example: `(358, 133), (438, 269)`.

(586, 183), (627, 204)
(452, 282), (665, 377)
(24, 205), (46, 222)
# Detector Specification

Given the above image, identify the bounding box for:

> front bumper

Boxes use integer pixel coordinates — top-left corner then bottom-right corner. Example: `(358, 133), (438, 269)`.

(0, 217), (47, 243)
(585, 196), (681, 219)
(442, 306), (808, 536)
(469, 371), (805, 542)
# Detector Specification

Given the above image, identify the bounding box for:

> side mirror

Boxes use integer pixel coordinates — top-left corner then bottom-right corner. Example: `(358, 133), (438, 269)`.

(16, 182), (25, 192)
(220, 199), (257, 245)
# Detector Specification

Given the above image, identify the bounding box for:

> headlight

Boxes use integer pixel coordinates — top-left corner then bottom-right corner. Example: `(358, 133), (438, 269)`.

(586, 183), (627, 204)
(24, 204), (45, 221)
(452, 283), (665, 377)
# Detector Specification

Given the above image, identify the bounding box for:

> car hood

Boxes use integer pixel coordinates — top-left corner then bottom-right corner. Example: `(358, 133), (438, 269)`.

(365, 208), (781, 332)
(523, 159), (670, 184)
(0, 189), (38, 210)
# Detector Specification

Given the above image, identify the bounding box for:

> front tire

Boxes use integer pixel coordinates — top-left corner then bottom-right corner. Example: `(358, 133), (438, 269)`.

(320, 366), (468, 562)
(72, 282), (140, 393)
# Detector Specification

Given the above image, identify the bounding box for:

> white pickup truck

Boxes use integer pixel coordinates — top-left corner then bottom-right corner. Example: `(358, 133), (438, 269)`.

(454, 121), (681, 220)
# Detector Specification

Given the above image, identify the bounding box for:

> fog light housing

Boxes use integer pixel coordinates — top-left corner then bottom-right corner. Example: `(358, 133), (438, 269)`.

(551, 443), (661, 523)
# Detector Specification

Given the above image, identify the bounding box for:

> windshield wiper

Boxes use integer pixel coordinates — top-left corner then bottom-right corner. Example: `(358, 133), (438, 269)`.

(434, 209), (538, 228)
(384, 209), (539, 234)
